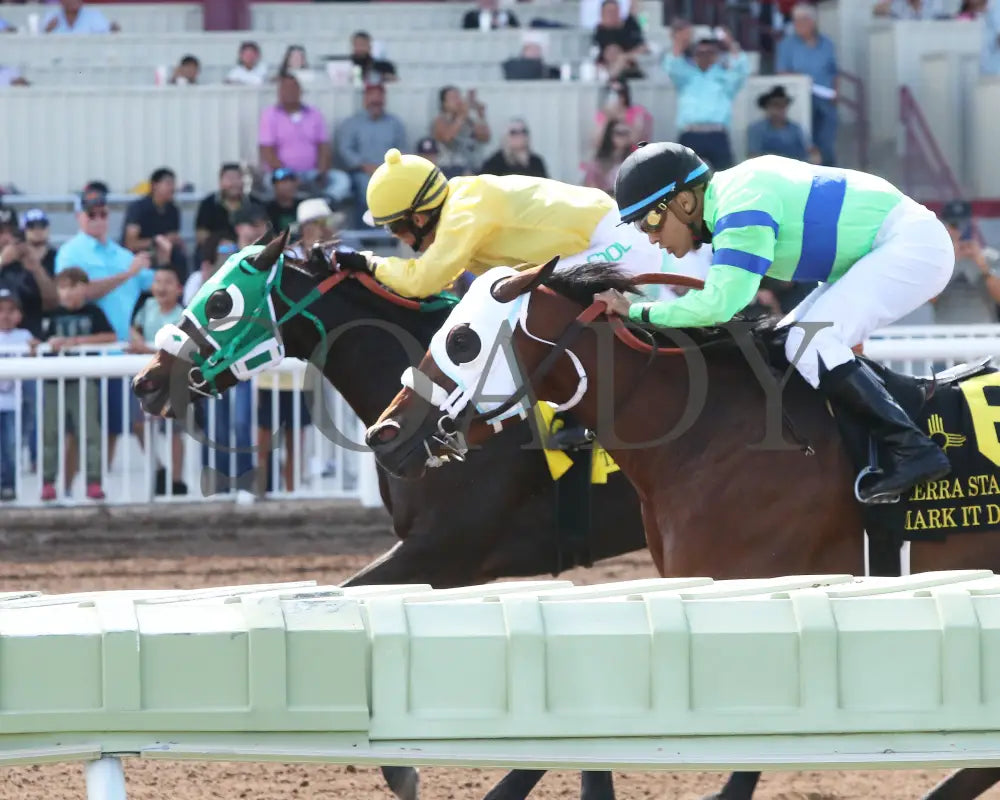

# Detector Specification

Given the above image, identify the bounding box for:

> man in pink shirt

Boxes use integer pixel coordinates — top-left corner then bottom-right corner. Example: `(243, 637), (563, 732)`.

(258, 74), (350, 204)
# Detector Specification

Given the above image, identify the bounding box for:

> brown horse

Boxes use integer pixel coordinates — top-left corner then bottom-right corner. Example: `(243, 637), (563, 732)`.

(366, 259), (1000, 800)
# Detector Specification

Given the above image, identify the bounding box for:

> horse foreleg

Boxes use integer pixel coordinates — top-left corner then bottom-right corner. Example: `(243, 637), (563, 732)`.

(581, 771), (616, 800)
(639, 500), (665, 576)
(381, 766), (419, 800)
(920, 769), (1000, 799)
(701, 772), (761, 800)
(481, 770), (546, 800)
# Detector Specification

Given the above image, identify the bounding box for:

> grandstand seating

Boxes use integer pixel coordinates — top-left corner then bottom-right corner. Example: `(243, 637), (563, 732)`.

(0, 75), (810, 195)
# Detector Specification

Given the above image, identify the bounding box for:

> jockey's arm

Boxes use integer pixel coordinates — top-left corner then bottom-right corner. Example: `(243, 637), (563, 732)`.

(371, 202), (490, 299)
(627, 264), (762, 328)
(628, 200), (778, 327)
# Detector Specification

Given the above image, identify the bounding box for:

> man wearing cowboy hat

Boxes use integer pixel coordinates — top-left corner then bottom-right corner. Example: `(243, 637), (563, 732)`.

(746, 85), (820, 164)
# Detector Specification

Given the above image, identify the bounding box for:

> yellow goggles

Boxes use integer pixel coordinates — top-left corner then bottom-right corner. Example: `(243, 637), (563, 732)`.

(633, 203), (667, 234)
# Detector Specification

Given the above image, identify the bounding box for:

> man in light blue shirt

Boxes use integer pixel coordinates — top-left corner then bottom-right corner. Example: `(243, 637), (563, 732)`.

(662, 21), (748, 170)
(983, 0), (1000, 76)
(776, 3), (838, 165)
(56, 186), (151, 454)
(43, 0), (116, 34)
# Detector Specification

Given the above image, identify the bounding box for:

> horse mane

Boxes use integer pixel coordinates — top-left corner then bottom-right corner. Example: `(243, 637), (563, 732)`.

(542, 261), (643, 306)
(542, 259), (779, 355)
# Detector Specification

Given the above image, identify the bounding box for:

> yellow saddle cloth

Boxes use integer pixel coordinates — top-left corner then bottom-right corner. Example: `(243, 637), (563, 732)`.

(535, 403), (620, 484)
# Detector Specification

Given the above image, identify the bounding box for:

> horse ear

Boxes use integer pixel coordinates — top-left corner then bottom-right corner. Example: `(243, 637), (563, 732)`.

(246, 229), (289, 272)
(490, 256), (560, 303)
(250, 229), (277, 248)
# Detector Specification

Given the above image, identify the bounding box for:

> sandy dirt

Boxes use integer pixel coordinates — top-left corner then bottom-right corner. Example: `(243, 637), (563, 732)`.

(0, 501), (993, 800)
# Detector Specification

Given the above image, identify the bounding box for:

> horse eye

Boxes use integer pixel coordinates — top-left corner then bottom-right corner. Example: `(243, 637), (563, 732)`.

(205, 291), (233, 320)
(445, 323), (482, 365)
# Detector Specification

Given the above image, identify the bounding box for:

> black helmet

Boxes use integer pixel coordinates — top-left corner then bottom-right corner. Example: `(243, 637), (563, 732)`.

(615, 141), (712, 225)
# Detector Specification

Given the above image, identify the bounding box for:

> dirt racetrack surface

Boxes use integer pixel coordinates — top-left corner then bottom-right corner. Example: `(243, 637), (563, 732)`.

(0, 500), (993, 800)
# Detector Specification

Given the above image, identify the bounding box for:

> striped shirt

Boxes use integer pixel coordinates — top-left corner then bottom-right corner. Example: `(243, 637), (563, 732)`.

(627, 155), (905, 329)
(704, 155), (903, 284)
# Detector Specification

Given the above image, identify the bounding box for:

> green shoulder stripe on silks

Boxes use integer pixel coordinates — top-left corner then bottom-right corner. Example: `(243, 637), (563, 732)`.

(534, 403), (620, 484)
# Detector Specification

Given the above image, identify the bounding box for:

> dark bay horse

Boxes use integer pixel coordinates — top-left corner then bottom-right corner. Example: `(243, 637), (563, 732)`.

(130, 233), (652, 800)
(366, 259), (1000, 800)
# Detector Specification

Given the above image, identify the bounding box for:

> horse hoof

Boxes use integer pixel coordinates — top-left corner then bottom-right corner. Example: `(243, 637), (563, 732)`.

(384, 766), (420, 800)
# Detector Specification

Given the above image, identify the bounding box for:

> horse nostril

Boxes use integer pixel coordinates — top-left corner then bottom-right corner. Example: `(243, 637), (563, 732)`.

(135, 377), (158, 397)
(366, 421), (400, 448)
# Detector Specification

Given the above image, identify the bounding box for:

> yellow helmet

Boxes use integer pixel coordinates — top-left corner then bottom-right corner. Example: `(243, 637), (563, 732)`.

(363, 148), (449, 227)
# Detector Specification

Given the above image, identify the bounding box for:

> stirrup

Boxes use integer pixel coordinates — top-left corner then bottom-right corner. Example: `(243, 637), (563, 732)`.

(854, 466), (902, 505)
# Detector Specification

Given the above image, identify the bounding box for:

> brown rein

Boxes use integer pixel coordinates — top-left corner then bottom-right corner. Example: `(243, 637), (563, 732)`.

(577, 271), (707, 357)
(316, 268), (426, 311)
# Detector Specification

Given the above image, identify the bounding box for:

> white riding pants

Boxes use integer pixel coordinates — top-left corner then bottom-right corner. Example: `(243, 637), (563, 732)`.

(556, 208), (712, 301)
(782, 196), (954, 388)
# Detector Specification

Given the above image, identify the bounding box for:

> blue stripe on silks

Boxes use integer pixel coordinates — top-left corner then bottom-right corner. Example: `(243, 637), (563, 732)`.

(713, 210), (779, 237)
(793, 174), (847, 282)
(712, 248), (773, 275)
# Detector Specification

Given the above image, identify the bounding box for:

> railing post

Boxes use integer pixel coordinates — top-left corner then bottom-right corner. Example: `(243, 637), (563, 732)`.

(85, 756), (127, 800)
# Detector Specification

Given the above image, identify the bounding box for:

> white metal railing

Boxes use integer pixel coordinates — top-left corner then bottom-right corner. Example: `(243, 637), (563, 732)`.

(0, 347), (381, 508)
(2, 327), (1000, 508)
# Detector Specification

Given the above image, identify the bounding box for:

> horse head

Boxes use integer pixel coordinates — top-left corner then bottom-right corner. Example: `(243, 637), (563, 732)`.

(132, 230), (300, 417)
(365, 257), (580, 479)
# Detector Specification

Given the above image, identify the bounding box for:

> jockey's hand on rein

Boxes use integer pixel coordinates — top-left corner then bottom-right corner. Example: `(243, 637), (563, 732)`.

(334, 250), (373, 274)
(594, 289), (631, 318)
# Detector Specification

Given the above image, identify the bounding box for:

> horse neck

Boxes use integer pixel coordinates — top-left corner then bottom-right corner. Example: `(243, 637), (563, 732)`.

(279, 283), (447, 427)
(530, 306), (736, 480)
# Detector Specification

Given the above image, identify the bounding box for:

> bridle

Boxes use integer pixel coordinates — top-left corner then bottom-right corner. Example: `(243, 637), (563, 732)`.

(405, 272), (706, 463)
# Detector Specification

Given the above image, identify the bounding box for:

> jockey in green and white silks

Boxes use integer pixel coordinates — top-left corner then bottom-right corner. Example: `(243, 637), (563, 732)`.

(603, 142), (954, 504)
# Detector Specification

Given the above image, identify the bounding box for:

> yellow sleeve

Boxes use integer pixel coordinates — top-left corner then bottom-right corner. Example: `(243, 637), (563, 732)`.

(372, 193), (493, 299)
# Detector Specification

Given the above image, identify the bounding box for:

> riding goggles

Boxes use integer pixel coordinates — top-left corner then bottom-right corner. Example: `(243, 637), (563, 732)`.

(633, 202), (668, 234)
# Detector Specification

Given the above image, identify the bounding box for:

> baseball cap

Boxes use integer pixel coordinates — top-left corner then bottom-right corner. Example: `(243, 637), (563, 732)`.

(21, 208), (49, 227)
(0, 286), (22, 308)
(416, 137), (439, 156)
(272, 167), (298, 183)
(233, 203), (270, 226)
(297, 197), (334, 225)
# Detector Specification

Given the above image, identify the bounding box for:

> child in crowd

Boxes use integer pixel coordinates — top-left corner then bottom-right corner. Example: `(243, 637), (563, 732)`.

(128, 265), (187, 495)
(0, 287), (33, 501)
(38, 268), (115, 501)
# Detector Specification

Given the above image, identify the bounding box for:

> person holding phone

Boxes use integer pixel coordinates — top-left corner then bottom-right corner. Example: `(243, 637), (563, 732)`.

(431, 85), (491, 178)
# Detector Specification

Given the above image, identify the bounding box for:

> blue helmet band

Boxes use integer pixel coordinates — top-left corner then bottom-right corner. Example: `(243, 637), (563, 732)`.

(619, 163), (710, 220)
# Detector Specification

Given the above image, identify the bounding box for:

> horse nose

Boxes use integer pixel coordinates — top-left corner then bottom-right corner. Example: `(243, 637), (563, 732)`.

(365, 420), (400, 450)
(133, 376), (160, 401)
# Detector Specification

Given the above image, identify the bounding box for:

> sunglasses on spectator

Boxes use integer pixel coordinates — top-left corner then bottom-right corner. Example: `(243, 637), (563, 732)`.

(24, 221), (48, 230)
(633, 202), (668, 234)
(508, 128), (529, 136)
(86, 208), (109, 220)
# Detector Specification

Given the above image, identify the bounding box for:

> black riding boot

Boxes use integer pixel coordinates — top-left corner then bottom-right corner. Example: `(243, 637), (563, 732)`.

(546, 410), (595, 451)
(820, 360), (951, 503)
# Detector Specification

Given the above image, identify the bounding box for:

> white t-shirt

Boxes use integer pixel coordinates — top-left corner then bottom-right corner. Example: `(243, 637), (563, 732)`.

(226, 63), (269, 86)
(0, 328), (33, 412)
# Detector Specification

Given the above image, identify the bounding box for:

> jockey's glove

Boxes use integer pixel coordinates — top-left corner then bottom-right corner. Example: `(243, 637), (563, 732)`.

(336, 250), (373, 274)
